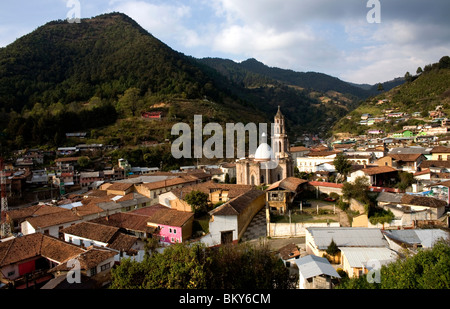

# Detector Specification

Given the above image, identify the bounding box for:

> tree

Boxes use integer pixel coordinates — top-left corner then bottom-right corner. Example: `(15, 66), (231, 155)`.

(184, 190), (209, 215)
(404, 71), (413, 83)
(117, 87), (143, 117)
(77, 156), (91, 168)
(333, 153), (352, 182)
(326, 238), (339, 256)
(377, 83), (384, 92)
(110, 242), (297, 289)
(342, 176), (370, 205)
(416, 66), (423, 75)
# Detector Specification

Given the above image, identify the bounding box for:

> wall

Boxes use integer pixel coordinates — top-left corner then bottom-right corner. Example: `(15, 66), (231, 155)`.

(268, 222), (340, 238)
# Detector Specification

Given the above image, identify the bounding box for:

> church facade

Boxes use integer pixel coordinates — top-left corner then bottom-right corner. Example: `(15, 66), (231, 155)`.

(236, 106), (294, 186)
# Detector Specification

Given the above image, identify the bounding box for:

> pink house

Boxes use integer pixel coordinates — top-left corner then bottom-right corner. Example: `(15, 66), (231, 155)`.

(131, 204), (194, 245)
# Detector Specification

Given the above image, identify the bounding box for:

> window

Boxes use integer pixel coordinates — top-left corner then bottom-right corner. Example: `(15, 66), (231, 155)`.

(173, 229), (177, 234)
(90, 267), (97, 276)
(100, 263), (110, 271)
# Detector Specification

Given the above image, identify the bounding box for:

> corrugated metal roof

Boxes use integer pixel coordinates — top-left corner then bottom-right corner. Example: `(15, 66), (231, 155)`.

(295, 255), (340, 279)
(340, 247), (397, 268)
(384, 229), (449, 248)
(307, 227), (387, 249)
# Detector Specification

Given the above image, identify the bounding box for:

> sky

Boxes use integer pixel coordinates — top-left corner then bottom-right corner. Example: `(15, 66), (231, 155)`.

(1, 0), (450, 85)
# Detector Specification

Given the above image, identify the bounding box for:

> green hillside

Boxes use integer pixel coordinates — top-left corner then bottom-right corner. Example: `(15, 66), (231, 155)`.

(332, 56), (450, 136)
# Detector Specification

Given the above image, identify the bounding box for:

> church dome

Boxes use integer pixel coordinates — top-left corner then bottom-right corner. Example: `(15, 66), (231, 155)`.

(254, 142), (273, 162)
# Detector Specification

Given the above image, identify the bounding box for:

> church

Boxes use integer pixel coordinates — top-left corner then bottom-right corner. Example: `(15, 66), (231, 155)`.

(236, 106), (294, 185)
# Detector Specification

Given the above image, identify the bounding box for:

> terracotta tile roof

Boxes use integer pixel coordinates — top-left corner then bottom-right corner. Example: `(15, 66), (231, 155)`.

(278, 243), (301, 260)
(50, 248), (116, 272)
(107, 233), (139, 252)
(361, 166), (397, 175)
(26, 209), (81, 229)
(7, 204), (67, 221)
(138, 205), (194, 227)
(400, 194), (447, 208)
(171, 181), (253, 200)
(105, 182), (134, 192)
(0, 233), (85, 267)
(431, 146), (450, 153)
(266, 177), (308, 192)
(90, 212), (153, 233)
(307, 151), (339, 157)
(388, 153), (424, 161)
(210, 189), (264, 216)
(140, 176), (196, 190)
(73, 203), (105, 217)
(290, 146), (310, 153)
(61, 222), (120, 243)
(419, 160), (450, 168)
(55, 157), (79, 162)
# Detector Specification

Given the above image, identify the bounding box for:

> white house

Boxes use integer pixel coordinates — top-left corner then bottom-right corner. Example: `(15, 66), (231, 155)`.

(295, 255), (340, 289)
(21, 209), (82, 238)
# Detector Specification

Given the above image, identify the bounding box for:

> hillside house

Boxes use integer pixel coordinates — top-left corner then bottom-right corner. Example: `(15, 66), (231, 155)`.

(430, 146), (450, 161)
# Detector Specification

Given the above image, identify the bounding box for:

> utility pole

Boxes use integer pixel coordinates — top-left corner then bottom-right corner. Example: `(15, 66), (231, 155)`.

(1, 157), (12, 238)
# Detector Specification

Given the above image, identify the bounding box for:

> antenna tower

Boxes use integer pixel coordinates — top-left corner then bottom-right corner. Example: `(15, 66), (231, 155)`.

(0, 157), (11, 238)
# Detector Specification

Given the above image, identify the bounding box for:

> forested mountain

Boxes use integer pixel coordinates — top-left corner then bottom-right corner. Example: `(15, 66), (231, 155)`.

(0, 12), (402, 152)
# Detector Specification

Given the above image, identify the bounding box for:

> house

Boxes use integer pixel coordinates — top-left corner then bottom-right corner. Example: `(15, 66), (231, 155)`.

(347, 165), (398, 186)
(6, 204), (69, 234)
(21, 208), (83, 239)
(294, 255), (340, 289)
(0, 233), (85, 289)
(377, 153), (426, 172)
(305, 227), (388, 258)
(265, 177), (308, 214)
(339, 247), (397, 278)
(383, 229), (449, 255)
(278, 243), (301, 268)
(430, 146), (450, 161)
(376, 192), (448, 226)
(141, 111), (162, 120)
(290, 146), (310, 162)
(79, 171), (104, 188)
(211, 162), (236, 183)
(61, 221), (143, 261)
(89, 212), (156, 239)
(428, 180), (450, 204)
(55, 157), (79, 172)
(45, 247), (117, 289)
(160, 181), (254, 212)
(131, 204), (194, 245)
(134, 176), (198, 202)
(201, 188), (265, 246)
(296, 151), (339, 173)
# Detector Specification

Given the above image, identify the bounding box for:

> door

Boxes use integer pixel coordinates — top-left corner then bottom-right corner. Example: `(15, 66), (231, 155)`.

(221, 231), (233, 245)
